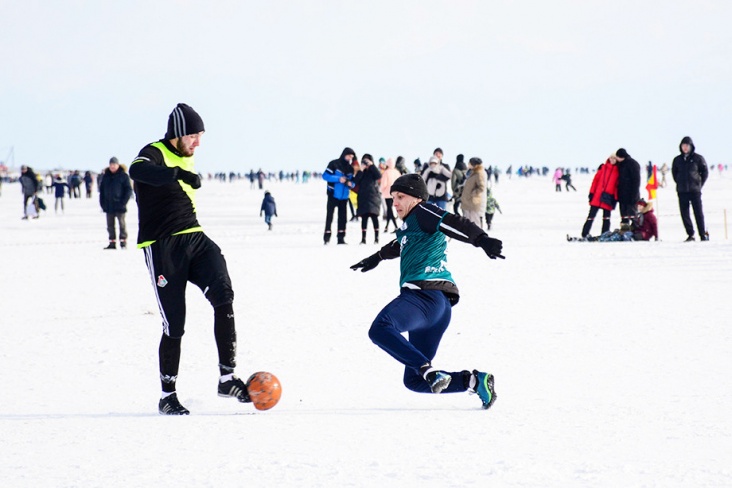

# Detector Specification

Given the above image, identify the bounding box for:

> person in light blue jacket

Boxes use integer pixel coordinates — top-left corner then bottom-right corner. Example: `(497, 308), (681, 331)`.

(322, 147), (356, 244)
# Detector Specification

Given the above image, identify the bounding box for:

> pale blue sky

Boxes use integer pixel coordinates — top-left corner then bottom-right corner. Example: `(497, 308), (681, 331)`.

(2, 0), (731, 172)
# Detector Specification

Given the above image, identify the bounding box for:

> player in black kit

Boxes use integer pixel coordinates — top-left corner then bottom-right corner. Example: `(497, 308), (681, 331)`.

(129, 103), (251, 415)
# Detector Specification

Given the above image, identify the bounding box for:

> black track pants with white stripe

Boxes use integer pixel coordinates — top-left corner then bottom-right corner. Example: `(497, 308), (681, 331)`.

(143, 232), (234, 337)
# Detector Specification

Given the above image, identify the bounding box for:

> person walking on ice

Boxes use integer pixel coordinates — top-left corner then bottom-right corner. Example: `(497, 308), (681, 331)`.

(129, 103), (252, 415)
(350, 173), (503, 409)
(260, 190), (277, 230)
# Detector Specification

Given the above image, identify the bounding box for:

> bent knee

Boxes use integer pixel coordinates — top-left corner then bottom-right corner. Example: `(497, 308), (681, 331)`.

(368, 319), (391, 344)
(205, 282), (234, 308)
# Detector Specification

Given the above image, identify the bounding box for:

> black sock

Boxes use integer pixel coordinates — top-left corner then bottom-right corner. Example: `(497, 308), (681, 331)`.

(214, 303), (237, 375)
(159, 334), (182, 393)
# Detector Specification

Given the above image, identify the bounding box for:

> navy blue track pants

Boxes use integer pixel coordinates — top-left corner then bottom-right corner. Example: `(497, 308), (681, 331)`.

(368, 288), (468, 393)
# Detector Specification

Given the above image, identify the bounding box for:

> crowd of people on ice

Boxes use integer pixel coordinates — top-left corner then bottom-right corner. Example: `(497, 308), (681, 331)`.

(319, 148), (503, 244)
(1, 135), (725, 243)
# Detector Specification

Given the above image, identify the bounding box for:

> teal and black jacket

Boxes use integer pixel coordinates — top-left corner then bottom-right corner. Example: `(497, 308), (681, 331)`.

(377, 202), (489, 305)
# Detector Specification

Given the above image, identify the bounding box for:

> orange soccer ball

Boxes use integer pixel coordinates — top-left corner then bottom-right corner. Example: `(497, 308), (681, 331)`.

(246, 372), (282, 411)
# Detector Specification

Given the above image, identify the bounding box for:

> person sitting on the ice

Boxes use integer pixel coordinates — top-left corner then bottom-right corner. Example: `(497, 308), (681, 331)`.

(632, 199), (658, 241)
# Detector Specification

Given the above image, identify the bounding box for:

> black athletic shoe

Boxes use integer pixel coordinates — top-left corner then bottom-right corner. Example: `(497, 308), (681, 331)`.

(158, 393), (190, 415)
(120, 241), (127, 249)
(218, 376), (251, 403)
(104, 242), (116, 250)
(685, 236), (695, 242)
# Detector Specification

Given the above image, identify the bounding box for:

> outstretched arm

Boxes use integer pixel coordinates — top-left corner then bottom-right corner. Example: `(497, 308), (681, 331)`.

(416, 203), (504, 259)
(350, 239), (400, 272)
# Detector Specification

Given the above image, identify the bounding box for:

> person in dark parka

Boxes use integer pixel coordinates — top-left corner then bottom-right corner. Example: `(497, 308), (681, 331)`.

(354, 153), (383, 244)
(672, 136), (709, 241)
(614, 148), (641, 226)
(99, 157), (133, 249)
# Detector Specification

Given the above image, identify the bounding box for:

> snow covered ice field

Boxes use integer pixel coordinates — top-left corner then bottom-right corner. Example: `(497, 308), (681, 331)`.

(1, 170), (731, 487)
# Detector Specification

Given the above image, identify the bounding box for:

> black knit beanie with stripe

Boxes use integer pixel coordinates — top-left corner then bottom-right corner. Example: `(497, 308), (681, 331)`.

(165, 103), (205, 139)
(391, 173), (429, 200)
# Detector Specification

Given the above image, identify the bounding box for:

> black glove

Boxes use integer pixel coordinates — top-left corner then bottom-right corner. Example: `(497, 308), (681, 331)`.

(350, 253), (382, 272)
(476, 234), (504, 259)
(177, 169), (202, 189)
(588, 193), (593, 202)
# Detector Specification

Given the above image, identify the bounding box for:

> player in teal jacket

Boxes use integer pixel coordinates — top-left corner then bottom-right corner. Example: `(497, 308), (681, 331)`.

(351, 173), (503, 409)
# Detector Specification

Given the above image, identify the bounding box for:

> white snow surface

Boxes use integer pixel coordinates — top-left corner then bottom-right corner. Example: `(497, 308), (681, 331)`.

(1, 172), (731, 487)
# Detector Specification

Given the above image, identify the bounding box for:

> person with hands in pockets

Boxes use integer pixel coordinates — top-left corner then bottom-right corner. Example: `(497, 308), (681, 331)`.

(350, 173), (502, 410)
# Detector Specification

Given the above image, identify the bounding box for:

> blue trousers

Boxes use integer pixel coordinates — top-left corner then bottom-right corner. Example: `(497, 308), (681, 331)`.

(368, 289), (468, 393)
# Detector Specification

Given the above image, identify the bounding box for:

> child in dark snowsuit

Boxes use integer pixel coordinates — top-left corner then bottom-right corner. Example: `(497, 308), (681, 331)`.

(260, 191), (277, 230)
(351, 173), (503, 410)
(52, 176), (70, 213)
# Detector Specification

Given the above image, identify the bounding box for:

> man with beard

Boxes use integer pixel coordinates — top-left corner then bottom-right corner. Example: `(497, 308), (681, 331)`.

(129, 103), (251, 415)
(614, 148), (641, 227)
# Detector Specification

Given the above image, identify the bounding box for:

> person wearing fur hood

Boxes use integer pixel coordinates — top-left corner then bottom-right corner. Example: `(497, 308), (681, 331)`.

(460, 157), (488, 227)
(633, 199), (658, 241)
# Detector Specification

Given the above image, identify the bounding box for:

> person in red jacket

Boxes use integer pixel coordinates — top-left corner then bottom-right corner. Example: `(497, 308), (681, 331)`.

(581, 154), (620, 238)
(632, 199), (659, 241)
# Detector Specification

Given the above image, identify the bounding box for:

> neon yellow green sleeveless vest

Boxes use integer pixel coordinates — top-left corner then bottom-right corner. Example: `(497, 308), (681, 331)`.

(136, 142), (202, 248)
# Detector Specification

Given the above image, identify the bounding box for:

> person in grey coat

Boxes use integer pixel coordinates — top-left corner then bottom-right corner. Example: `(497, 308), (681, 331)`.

(19, 165), (40, 219)
(99, 157), (133, 249)
(672, 136), (709, 241)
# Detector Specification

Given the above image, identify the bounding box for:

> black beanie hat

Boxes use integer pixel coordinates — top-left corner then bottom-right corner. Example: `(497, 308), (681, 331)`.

(391, 173), (429, 200)
(165, 103), (205, 139)
(616, 148), (630, 159)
